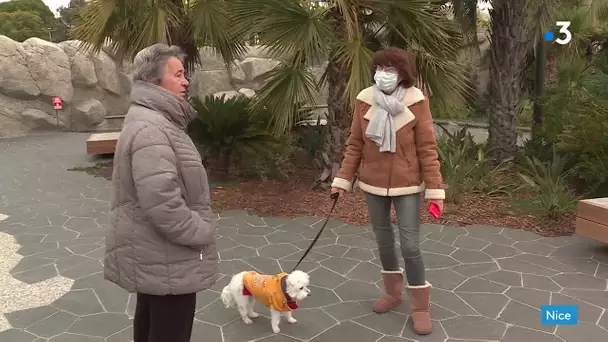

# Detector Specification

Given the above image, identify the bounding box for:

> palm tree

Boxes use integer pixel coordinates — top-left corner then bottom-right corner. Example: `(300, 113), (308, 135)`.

(450, 0), (563, 163)
(72, 0), (471, 186)
(72, 0), (247, 70)
(229, 0), (470, 186)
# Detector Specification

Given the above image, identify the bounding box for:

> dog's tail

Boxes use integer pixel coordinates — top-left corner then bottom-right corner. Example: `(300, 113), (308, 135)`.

(220, 285), (235, 308)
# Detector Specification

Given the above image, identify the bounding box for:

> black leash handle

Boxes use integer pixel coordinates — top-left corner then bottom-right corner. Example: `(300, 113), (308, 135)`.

(290, 192), (340, 272)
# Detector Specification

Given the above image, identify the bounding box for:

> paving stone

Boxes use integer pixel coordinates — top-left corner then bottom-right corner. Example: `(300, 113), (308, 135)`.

(190, 320), (222, 342)
(420, 240), (457, 255)
(51, 289), (104, 316)
(220, 246), (258, 260)
(497, 257), (558, 276)
(11, 264), (58, 283)
(0, 329), (38, 342)
(450, 262), (498, 277)
(450, 249), (493, 263)
(308, 267), (348, 289)
(320, 257), (359, 275)
(515, 253), (576, 273)
(342, 247), (374, 261)
(321, 302), (369, 322)
(332, 225), (363, 235)
(421, 252), (460, 269)
(310, 321), (379, 342)
(441, 315), (507, 340)
(334, 280), (382, 302)
(551, 292), (604, 323)
(425, 269), (466, 290)
(10, 256), (54, 273)
(452, 235), (489, 250)
(456, 292), (509, 318)
(259, 243), (299, 259)
(599, 310), (608, 331)
(502, 325), (564, 342)
(504, 287), (550, 309)
(551, 243), (596, 259)
(430, 289), (477, 316)
(552, 273), (607, 290)
(513, 240), (555, 255)
(313, 245), (348, 258)
(344, 262), (381, 283)
(242, 256), (282, 274)
(556, 322), (608, 342)
(48, 333), (104, 341)
(261, 217), (290, 228)
(336, 235), (377, 249)
(5, 306), (59, 329)
(278, 260), (319, 273)
(265, 231), (304, 244)
(353, 311), (406, 336)
(497, 300), (553, 332)
(561, 289), (608, 309)
(522, 273), (562, 292)
(196, 299), (240, 326)
(274, 309), (336, 340)
(481, 270), (522, 287)
(291, 238), (335, 250)
(299, 285), (341, 308)
(551, 255), (601, 276)
(26, 310), (78, 338)
(454, 277), (509, 293)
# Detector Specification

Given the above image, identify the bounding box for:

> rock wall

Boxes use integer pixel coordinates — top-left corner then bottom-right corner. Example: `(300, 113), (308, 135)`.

(189, 46), (328, 105)
(0, 36), (131, 138)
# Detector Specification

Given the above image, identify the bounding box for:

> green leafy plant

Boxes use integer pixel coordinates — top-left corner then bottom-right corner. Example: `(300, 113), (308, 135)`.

(517, 155), (580, 220)
(187, 95), (277, 176)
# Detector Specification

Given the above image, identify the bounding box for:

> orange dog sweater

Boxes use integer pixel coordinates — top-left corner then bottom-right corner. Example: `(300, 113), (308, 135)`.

(242, 271), (298, 311)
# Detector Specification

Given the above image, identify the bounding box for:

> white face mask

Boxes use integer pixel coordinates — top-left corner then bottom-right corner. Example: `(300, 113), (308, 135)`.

(374, 71), (399, 92)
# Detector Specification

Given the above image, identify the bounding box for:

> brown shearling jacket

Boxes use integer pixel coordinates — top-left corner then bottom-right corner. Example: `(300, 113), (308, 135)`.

(331, 86), (446, 199)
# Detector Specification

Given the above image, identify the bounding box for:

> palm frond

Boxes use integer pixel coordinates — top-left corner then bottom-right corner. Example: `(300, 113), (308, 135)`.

(231, 0), (333, 64)
(330, 38), (374, 104)
(250, 61), (319, 135)
(190, 0), (248, 65)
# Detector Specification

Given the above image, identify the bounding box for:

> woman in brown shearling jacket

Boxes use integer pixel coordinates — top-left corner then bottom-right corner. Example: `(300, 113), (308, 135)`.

(331, 47), (446, 336)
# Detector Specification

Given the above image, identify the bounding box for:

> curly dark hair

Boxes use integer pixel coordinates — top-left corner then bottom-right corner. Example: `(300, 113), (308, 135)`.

(371, 47), (417, 88)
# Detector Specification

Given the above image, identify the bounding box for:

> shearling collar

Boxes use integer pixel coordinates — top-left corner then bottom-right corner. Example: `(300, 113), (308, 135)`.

(356, 86), (425, 131)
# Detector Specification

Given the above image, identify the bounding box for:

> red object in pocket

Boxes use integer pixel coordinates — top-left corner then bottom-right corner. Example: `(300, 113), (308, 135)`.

(429, 202), (441, 219)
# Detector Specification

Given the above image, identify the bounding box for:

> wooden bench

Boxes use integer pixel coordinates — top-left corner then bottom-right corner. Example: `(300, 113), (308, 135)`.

(86, 132), (120, 155)
(575, 198), (608, 243)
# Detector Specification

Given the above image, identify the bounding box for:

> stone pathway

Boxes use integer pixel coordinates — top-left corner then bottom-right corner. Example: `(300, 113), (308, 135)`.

(1, 132), (607, 342)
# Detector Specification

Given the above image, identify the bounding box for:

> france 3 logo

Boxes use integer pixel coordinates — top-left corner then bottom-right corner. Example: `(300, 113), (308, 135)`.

(544, 21), (572, 45)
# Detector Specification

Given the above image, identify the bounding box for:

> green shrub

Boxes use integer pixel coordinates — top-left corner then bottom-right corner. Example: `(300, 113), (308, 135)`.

(517, 155), (580, 220)
(436, 125), (515, 203)
(187, 95), (277, 176)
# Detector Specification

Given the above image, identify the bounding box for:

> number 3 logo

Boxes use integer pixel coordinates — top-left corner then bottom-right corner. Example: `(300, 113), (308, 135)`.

(555, 21), (572, 45)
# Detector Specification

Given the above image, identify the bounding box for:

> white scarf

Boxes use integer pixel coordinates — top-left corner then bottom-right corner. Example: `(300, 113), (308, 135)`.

(365, 85), (405, 153)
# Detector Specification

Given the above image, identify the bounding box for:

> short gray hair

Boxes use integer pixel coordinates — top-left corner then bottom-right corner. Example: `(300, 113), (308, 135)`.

(132, 43), (187, 82)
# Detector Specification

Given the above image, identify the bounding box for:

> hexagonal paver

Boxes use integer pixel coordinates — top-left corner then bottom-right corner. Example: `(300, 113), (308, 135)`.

(2, 133), (608, 342)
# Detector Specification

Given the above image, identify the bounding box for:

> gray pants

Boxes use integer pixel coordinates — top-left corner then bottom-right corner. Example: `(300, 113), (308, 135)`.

(364, 192), (425, 286)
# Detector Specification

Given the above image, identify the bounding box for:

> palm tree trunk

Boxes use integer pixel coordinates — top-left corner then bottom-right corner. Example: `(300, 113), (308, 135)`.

(532, 35), (547, 135)
(316, 59), (353, 188)
(487, 0), (527, 163)
(315, 8), (353, 189)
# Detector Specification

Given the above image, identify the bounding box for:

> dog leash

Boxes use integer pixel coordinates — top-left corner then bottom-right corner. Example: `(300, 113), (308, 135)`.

(289, 192), (340, 272)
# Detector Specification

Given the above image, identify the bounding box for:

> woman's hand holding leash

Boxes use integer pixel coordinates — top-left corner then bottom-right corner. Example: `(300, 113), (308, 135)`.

(330, 187), (344, 198)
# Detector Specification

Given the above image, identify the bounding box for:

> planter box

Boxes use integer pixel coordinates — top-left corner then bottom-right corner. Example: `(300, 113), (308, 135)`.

(575, 198), (608, 243)
(86, 132), (120, 155)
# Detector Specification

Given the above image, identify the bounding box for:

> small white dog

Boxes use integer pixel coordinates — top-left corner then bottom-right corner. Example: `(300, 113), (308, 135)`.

(221, 270), (311, 333)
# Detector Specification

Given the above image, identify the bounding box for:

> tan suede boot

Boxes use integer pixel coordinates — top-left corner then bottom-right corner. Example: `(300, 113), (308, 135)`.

(406, 282), (432, 335)
(372, 269), (404, 313)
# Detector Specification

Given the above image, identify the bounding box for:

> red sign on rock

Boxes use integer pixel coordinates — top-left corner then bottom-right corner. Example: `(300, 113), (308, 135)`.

(52, 96), (63, 110)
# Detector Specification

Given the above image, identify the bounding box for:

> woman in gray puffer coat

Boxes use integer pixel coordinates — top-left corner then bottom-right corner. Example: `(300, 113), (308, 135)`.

(104, 43), (218, 342)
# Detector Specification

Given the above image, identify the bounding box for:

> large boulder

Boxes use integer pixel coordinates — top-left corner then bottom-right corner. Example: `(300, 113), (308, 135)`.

(0, 35), (130, 138)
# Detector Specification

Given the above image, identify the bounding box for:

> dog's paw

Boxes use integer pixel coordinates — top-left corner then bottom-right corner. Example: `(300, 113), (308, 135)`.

(272, 326), (280, 334)
(243, 317), (253, 325)
(287, 317), (297, 324)
(249, 312), (260, 318)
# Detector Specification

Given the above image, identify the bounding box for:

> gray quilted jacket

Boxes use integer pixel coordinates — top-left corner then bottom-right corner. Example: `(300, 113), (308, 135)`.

(104, 81), (218, 295)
